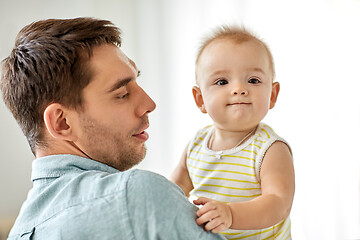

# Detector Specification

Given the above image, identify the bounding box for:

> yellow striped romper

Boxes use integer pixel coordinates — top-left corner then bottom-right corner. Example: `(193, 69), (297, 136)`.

(187, 122), (292, 240)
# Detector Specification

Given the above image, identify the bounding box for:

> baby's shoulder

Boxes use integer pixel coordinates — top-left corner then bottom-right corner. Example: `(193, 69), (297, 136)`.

(186, 125), (213, 151)
(255, 122), (291, 156)
(191, 125), (213, 143)
(256, 122), (280, 140)
(197, 124), (213, 135)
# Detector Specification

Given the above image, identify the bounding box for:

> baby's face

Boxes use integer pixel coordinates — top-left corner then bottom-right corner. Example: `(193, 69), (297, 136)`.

(195, 39), (278, 131)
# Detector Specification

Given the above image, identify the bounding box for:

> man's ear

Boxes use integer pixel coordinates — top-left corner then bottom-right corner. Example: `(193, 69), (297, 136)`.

(43, 103), (77, 141)
(192, 86), (207, 113)
(269, 82), (280, 109)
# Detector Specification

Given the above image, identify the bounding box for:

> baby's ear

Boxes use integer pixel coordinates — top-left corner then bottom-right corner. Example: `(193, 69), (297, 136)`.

(192, 86), (207, 113)
(43, 103), (77, 141)
(269, 82), (280, 109)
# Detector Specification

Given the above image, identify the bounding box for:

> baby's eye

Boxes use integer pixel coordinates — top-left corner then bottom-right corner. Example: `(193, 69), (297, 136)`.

(248, 78), (261, 84)
(215, 79), (228, 86)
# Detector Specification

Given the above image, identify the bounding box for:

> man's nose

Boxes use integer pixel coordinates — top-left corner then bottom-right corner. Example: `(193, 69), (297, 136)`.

(137, 86), (156, 116)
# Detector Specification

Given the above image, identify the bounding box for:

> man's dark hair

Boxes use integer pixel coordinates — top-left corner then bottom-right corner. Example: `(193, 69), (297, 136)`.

(0, 17), (122, 154)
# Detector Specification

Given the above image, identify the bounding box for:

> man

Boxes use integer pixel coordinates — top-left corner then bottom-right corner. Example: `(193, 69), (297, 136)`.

(1, 17), (225, 239)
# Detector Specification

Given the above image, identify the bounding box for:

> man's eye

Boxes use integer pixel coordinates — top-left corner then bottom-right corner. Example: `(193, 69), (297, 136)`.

(248, 78), (261, 84)
(116, 92), (129, 99)
(215, 79), (228, 85)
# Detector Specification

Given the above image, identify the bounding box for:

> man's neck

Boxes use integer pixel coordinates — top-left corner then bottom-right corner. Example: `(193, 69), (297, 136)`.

(35, 141), (90, 159)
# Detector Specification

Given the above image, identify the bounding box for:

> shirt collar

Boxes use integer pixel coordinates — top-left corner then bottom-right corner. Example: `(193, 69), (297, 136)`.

(31, 154), (119, 181)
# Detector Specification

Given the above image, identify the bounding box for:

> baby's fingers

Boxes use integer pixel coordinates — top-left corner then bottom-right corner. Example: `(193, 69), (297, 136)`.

(196, 200), (217, 217)
(202, 217), (226, 233)
(193, 196), (212, 206)
(195, 210), (218, 226)
(208, 222), (227, 234)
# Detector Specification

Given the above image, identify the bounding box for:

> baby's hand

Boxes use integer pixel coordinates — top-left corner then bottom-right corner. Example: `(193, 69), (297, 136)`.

(193, 197), (232, 233)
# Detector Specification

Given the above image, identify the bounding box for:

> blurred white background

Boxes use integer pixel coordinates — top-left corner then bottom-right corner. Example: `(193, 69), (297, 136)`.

(0, 0), (359, 239)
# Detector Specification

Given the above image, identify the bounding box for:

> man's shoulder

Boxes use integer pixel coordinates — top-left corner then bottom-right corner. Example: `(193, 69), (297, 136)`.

(75, 168), (179, 200)
(126, 169), (183, 196)
(127, 169), (170, 183)
(125, 170), (226, 240)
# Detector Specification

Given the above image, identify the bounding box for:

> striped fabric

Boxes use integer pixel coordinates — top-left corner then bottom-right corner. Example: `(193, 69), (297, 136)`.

(187, 123), (292, 240)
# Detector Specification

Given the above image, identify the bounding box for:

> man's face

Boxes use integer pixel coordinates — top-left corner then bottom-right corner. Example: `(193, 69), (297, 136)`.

(73, 44), (156, 171)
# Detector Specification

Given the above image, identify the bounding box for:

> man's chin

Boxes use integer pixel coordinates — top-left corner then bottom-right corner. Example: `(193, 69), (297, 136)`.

(116, 147), (147, 171)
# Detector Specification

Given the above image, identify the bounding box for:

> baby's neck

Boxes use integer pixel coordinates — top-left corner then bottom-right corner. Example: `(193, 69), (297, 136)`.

(209, 126), (258, 151)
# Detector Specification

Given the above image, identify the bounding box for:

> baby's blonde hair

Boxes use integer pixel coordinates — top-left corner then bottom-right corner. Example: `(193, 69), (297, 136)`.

(196, 25), (275, 81)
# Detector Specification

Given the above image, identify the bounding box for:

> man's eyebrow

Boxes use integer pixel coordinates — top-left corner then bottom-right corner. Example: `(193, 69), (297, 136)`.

(107, 78), (133, 93)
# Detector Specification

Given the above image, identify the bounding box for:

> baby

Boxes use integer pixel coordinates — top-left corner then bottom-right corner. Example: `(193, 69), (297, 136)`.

(170, 25), (295, 239)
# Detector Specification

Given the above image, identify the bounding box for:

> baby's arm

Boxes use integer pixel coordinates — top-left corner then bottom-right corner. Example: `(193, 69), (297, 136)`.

(195, 141), (294, 232)
(169, 143), (194, 197)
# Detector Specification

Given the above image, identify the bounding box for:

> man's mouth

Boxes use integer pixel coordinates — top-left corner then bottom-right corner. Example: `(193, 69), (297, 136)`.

(133, 131), (149, 141)
(132, 119), (150, 141)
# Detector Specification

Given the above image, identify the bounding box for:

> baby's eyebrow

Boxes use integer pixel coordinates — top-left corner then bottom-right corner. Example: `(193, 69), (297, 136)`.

(209, 70), (228, 77)
(249, 67), (265, 74)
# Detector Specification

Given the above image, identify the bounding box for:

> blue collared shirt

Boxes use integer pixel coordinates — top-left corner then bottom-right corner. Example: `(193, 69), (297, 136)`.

(8, 154), (225, 240)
